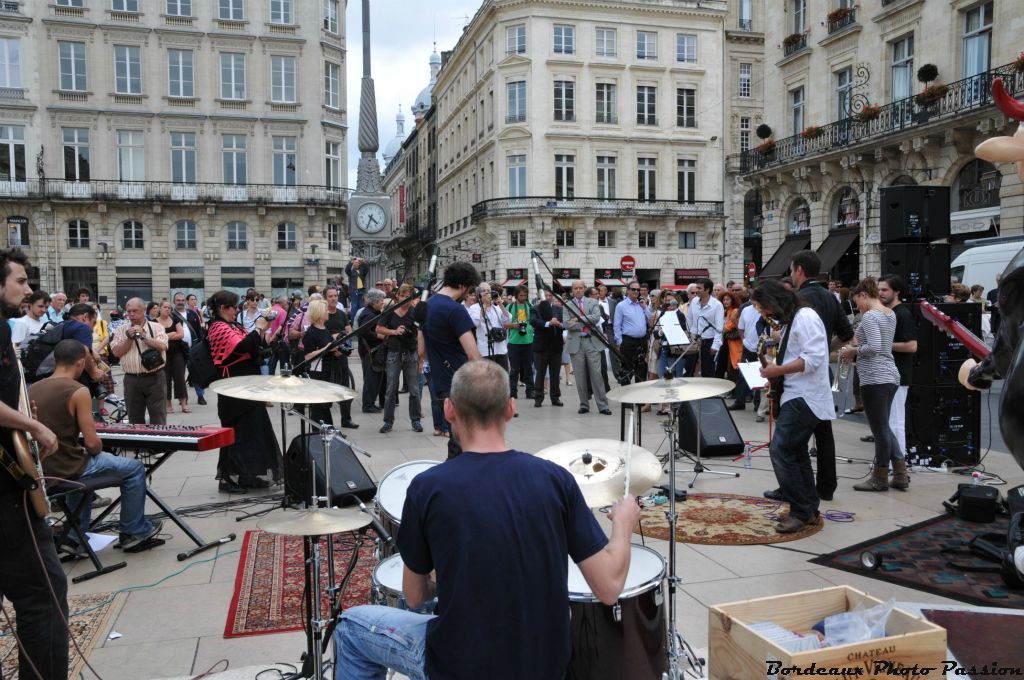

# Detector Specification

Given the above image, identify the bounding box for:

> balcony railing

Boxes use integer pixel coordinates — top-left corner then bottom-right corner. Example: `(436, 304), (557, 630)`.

(505, 113), (526, 124)
(737, 18), (753, 31)
(783, 34), (807, 57)
(0, 179), (352, 205)
(471, 196), (724, 222)
(0, 1), (21, 13)
(739, 61), (1024, 175)
(827, 9), (856, 34)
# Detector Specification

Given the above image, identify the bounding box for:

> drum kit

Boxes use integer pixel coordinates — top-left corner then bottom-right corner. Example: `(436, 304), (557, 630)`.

(209, 372), (736, 680)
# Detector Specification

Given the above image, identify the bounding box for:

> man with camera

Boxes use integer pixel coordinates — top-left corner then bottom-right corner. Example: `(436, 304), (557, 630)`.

(345, 257), (370, 313)
(111, 297), (169, 425)
(506, 285), (535, 401)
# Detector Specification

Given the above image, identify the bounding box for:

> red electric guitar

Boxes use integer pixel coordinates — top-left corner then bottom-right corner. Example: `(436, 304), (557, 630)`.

(918, 301), (991, 360)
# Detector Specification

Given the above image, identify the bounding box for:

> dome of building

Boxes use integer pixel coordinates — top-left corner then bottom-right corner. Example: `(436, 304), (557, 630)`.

(382, 106), (406, 165)
(411, 48), (441, 120)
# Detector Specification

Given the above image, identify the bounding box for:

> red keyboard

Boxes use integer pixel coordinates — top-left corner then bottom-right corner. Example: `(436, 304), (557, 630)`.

(95, 423), (235, 452)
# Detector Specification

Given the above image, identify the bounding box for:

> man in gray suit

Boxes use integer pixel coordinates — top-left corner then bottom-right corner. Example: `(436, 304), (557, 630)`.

(564, 281), (612, 415)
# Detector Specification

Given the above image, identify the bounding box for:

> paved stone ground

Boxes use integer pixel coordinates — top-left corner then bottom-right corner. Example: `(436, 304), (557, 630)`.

(58, 366), (1023, 679)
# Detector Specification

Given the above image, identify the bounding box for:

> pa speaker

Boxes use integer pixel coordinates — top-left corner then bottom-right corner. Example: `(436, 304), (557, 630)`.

(880, 242), (951, 298)
(880, 185), (950, 242)
(284, 433), (377, 507)
(677, 398), (744, 458)
(910, 302), (982, 386)
(906, 385), (981, 466)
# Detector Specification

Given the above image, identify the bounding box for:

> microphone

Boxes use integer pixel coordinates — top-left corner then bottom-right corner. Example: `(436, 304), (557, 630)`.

(356, 498), (394, 548)
(422, 248), (438, 304)
(531, 251), (547, 293)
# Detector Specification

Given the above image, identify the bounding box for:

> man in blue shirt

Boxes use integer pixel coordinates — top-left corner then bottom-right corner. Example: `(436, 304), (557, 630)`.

(334, 359), (640, 680)
(613, 282), (649, 385)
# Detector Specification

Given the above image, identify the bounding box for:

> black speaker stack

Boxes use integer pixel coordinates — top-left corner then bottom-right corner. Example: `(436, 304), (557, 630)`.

(879, 186), (951, 299)
(284, 432), (377, 507)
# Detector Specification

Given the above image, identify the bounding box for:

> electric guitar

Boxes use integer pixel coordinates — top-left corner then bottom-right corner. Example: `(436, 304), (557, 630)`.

(0, 358), (50, 517)
(756, 317), (784, 419)
(918, 301), (991, 360)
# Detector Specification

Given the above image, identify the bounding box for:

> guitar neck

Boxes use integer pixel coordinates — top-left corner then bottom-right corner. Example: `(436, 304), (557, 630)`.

(918, 301), (991, 360)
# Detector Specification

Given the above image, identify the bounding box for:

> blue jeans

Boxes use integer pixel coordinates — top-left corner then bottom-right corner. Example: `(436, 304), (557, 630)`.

(383, 351), (422, 425)
(419, 373), (445, 433)
(657, 348), (686, 378)
(76, 452), (154, 537)
(769, 397), (821, 522)
(350, 291), (364, 316)
(335, 605), (434, 680)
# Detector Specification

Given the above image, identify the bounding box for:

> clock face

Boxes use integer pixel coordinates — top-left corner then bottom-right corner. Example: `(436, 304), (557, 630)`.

(356, 202), (387, 234)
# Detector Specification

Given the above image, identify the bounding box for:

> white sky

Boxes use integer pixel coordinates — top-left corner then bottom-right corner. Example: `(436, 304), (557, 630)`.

(345, 0), (483, 184)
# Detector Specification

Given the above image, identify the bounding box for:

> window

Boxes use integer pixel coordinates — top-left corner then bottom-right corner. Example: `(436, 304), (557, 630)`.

(113, 0), (139, 11)
(324, 62), (340, 108)
(117, 130), (144, 182)
(792, 0), (806, 33)
(270, 0), (293, 24)
(638, 231), (656, 248)
(509, 229), (526, 247)
(167, 0), (192, 17)
(62, 128), (90, 181)
(114, 45), (142, 95)
(637, 157), (656, 202)
(277, 221), (297, 250)
(222, 134), (247, 185)
(891, 35), (914, 102)
(739, 117), (751, 153)
(271, 55), (296, 102)
(963, 2), (993, 78)
(325, 141), (341, 188)
(507, 154), (526, 197)
(596, 83), (617, 123)
(739, 63), (752, 98)
(553, 25), (574, 54)
(554, 154), (575, 199)
(168, 49), (194, 97)
(556, 229), (575, 247)
(323, 0), (339, 33)
(677, 158), (696, 203)
(553, 80), (575, 121)
(226, 221), (248, 250)
(676, 34), (697, 64)
(789, 200), (810, 235)
(636, 86), (657, 125)
(676, 88), (696, 127)
(678, 231), (696, 249)
(327, 223), (341, 251)
(219, 0), (244, 20)
(220, 53), (245, 99)
(273, 136), (296, 186)
(0, 39), (22, 89)
(506, 25), (526, 55)
(58, 42), (87, 91)
(790, 86), (804, 135)
(68, 219), (89, 249)
(596, 156), (616, 199)
(637, 31), (657, 60)
(170, 132), (196, 183)
(835, 67), (853, 119)
(739, 0), (753, 30)
(57, 0), (84, 5)
(833, 188), (861, 229)
(597, 230), (616, 248)
(596, 28), (616, 57)
(175, 219), (197, 249)
(0, 126), (26, 183)
(506, 80), (526, 122)
(122, 220), (144, 249)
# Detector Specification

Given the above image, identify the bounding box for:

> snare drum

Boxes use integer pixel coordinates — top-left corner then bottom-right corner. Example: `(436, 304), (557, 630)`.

(374, 460), (440, 557)
(371, 554), (436, 614)
(566, 544), (667, 680)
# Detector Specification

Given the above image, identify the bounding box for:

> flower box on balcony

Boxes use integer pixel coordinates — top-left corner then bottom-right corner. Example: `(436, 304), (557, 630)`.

(800, 126), (823, 140)
(855, 104), (881, 122)
(782, 33), (804, 47)
(914, 84), (949, 107)
(756, 140), (775, 154)
(1014, 51), (1024, 74)
(826, 6), (855, 24)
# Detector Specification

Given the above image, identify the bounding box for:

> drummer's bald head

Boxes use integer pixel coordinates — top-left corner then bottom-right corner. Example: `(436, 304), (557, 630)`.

(447, 360), (512, 432)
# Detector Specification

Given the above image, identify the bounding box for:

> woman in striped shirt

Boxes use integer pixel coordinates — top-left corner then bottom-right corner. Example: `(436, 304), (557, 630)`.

(839, 278), (901, 492)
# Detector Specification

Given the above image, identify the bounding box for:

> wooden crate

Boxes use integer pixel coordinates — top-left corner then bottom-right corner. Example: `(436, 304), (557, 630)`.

(708, 585), (946, 679)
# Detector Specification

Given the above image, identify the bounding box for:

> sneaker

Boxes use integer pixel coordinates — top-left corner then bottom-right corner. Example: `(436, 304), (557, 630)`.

(91, 493), (113, 509)
(197, 396), (208, 406)
(380, 423), (393, 434)
(411, 420), (423, 433)
(121, 520), (163, 550)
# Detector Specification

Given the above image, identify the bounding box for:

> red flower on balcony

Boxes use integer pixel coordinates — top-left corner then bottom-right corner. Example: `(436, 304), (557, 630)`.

(827, 6), (855, 24)
(856, 104), (881, 121)
(915, 84), (949, 107)
(782, 33), (805, 48)
(800, 125), (823, 139)
(756, 140), (776, 154)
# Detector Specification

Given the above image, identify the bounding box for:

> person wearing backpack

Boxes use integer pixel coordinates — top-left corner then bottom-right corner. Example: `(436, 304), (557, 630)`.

(111, 298), (169, 425)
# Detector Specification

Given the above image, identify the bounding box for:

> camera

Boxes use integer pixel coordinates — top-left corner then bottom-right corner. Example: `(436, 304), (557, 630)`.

(517, 321), (528, 336)
(264, 310), (279, 322)
(487, 327), (508, 343)
(340, 341), (353, 356)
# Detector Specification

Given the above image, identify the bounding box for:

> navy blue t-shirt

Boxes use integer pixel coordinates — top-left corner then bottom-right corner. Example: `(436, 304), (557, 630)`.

(423, 294), (475, 395)
(399, 450), (607, 680)
(63, 319), (94, 347)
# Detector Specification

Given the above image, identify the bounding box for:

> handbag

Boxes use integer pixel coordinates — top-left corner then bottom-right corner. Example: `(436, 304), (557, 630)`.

(133, 322), (165, 371)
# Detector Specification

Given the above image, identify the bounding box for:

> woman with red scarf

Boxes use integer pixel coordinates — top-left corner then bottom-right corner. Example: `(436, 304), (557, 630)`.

(207, 290), (282, 493)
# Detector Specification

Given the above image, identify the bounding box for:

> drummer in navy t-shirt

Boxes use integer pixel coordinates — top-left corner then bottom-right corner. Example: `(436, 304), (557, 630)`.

(334, 360), (640, 680)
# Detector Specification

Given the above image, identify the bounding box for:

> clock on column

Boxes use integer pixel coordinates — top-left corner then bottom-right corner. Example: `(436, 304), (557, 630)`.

(348, 194), (393, 241)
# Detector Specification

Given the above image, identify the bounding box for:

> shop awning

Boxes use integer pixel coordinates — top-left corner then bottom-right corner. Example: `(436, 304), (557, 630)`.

(557, 278), (575, 288)
(502, 278), (526, 287)
(597, 278), (626, 287)
(760, 234), (811, 278)
(815, 228), (859, 274)
(674, 269), (709, 278)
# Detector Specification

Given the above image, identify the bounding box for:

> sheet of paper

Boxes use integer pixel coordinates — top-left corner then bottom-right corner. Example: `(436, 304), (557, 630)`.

(738, 362), (768, 390)
(658, 312), (690, 347)
(86, 532), (117, 552)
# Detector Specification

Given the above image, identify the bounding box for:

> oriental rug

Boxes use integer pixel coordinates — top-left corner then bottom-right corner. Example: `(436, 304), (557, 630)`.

(224, 530), (375, 638)
(633, 492), (823, 545)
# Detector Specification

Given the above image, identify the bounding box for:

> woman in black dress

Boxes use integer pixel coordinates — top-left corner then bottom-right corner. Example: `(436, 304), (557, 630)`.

(157, 300), (189, 413)
(207, 290), (282, 493)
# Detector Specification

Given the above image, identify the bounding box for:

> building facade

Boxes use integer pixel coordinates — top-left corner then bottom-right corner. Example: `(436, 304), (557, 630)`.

(0, 0), (350, 305)
(430, 0), (729, 291)
(733, 0), (1023, 285)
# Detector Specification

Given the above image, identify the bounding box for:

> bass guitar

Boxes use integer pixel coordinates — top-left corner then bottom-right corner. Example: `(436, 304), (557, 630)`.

(918, 300), (990, 360)
(756, 317), (784, 419)
(0, 358), (50, 517)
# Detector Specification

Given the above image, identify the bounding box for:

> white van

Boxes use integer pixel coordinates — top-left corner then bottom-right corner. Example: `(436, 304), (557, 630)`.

(950, 235), (1024, 294)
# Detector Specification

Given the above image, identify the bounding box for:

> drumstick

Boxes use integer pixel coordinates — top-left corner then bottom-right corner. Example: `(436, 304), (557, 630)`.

(624, 408), (635, 499)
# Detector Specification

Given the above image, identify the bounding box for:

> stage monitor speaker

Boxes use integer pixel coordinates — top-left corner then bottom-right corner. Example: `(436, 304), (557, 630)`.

(677, 398), (744, 458)
(910, 302), (983, 386)
(905, 385), (981, 466)
(284, 433), (377, 508)
(880, 185), (951, 242)
(880, 242), (951, 298)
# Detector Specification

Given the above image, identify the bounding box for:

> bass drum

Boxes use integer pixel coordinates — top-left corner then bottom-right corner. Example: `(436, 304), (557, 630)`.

(374, 460), (440, 557)
(566, 544), (666, 680)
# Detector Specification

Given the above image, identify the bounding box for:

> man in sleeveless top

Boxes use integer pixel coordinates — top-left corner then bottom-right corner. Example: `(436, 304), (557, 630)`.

(30, 340), (161, 550)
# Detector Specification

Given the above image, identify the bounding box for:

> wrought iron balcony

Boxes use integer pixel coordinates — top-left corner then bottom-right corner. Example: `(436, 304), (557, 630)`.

(471, 196), (724, 223)
(0, 179), (352, 205)
(827, 9), (856, 34)
(783, 34), (807, 57)
(737, 18), (753, 31)
(739, 61), (1024, 175)
(505, 113), (527, 124)
(0, 87), (25, 100)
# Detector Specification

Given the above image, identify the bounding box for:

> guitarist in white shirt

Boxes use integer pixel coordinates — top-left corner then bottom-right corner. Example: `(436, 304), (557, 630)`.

(0, 248), (65, 680)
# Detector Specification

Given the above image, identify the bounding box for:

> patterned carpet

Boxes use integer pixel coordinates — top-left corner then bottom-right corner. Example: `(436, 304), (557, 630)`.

(812, 514), (1024, 608)
(0, 591), (120, 679)
(633, 492), (823, 545)
(224, 529), (375, 638)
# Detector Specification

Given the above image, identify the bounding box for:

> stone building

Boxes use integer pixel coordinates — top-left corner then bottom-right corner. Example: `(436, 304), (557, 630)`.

(732, 0), (1024, 285)
(0, 0), (350, 305)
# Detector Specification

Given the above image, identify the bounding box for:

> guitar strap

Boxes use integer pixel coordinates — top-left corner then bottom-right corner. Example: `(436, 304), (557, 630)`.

(776, 323), (793, 369)
(0, 444), (35, 491)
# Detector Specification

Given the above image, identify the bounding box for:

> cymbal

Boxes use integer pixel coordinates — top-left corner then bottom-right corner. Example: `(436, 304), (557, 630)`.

(606, 377), (734, 404)
(536, 439), (662, 508)
(208, 375), (357, 404)
(259, 508), (371, 536)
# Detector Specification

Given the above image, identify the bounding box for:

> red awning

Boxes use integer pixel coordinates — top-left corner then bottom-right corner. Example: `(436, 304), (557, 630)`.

(674, 269), (709, 277)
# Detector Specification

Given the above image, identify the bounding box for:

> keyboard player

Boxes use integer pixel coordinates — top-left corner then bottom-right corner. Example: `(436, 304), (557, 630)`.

(30, 340), (162, 551)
